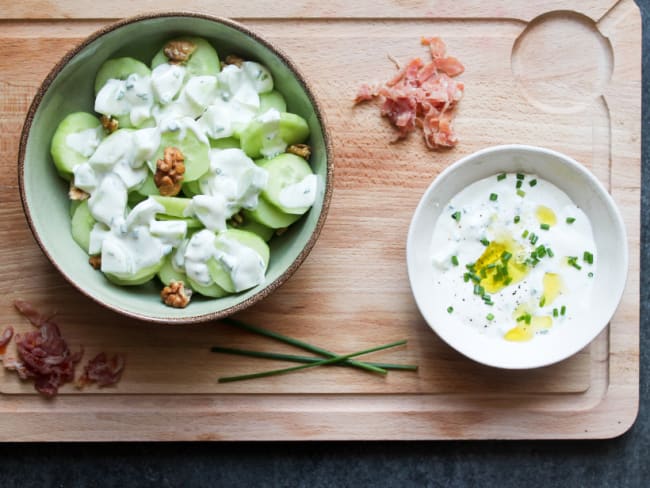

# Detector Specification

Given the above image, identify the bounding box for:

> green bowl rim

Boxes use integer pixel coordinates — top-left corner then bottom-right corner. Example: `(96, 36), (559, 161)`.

(17, 11), (334, 325)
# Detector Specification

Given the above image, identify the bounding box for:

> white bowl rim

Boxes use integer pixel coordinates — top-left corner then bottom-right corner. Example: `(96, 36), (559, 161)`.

(406, 143), (628, 369)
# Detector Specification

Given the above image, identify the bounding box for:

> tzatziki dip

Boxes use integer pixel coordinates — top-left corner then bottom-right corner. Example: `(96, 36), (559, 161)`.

(430, 172), (596, 342)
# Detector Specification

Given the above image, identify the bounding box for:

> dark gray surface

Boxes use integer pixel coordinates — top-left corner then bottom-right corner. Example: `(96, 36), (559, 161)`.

(0, 2), (648, 486)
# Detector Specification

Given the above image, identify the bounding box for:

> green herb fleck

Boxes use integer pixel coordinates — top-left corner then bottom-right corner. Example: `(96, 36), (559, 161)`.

(447, 306), (454, 314)
(540, 223), (550, 231)
(517, 189), (526, 198)
(480, 238), (490, 246)
(486, 313), (495, 321)
(497, 173), (507, 181)
(529, 179), (538, 187)
(516, 173), (525, 180)
(566, 217), (576, 224)
(451, 255), (459, 266)
(514, 215), (520, 224)
(583, 251), (594, 264)
(567, 256), (582, 270)
(451, 211), (461, 221)
(561, 305), (566, 316)
(539, 296), (546, 307)
(490, 193), (498, 201)
(553, 308), (558, 317)
(547, 248), (554, 258)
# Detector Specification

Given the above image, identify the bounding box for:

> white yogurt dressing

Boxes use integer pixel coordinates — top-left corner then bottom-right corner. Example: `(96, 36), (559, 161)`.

(66, 126), (104, 157)
(429, 173), (597, 342)
(256, 108), (286, 158)
(214, 235), (266, 292)
(95, 73), (154, 126)
(93, 197), (186, 277)
(199, 148), (268, 211)
(278, 174), (318, 210)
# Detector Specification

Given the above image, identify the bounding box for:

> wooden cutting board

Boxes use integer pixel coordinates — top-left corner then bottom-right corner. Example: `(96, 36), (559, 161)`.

(0, 0), (640, 440)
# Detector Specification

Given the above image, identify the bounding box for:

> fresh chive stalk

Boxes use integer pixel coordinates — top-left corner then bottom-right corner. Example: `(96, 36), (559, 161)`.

(529, 179), (537, 187)
(218, 340), (407, 383)
(540, 223), (550, 230)
(221, 318), (386, 375)
(497, 173), (506, 181)
(210, 346), (418, 371)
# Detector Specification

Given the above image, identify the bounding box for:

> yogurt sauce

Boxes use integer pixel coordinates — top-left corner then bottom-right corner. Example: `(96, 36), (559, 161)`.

(430, 173), (597, 342)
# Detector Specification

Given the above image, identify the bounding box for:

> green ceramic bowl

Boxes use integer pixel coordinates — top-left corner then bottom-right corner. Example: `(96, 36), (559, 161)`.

(18, 12), (333, 324)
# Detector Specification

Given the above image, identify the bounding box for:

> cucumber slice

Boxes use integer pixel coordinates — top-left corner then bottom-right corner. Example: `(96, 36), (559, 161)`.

(157, 254), (187, 286)
(133, 172), (159, 197)
(70, 200), (96, 253)
(150, 130), (210, 182)
(50, 112), (103, 180)
(94, 57), (152, 95)
(150, 195), (192, 217)
(231, 220), (275, 242)
(151, 37), (220, 78)
(259, 90), (287, 113)
(242, 195), (301, 229)
(156, 214), (203, 230)
(69, 199), (82, 217)
(240, 112), (309, 159)
(207, 229), (270, 293)
(105, 260), (163, 286)
(181, 180), (201, 197)
(187, 276), (230, 298)
(209, 136), (240, 150)
(258, 153), (313, 215)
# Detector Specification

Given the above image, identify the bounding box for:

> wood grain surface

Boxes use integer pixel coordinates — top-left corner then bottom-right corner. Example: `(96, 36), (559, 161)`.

(0, 0), (641, 440)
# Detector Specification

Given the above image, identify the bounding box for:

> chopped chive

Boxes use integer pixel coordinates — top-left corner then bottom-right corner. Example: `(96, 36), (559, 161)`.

(517, 189), (526, 198)
(490, 193), (498, 201)
(529, 179), (538, 187)
(567, 256), (582, 270)
(451, 255), (459, 266)
(583, 251), (593, 264)
(536, 246), (547, 258)
(540, 223), (550, 231)
(217, 340), (407, 383)
(517, 315), (526, 322)
(561, 305), (566, 316)
(469, 273), (481, 283)
(486, 263), (497, 269)
(473, 284), (484, 296)
(514, 215), (520, 224)
(525, 314), (531, 325)
(588, 272), (594, 278)
(529, 233), (539, 245)
(497, 173), (507, 181)
(486, 313), (495, 321)
(566, 217), (576, 224)
(553, 308), (558, 317)
(504, 277), (513, 285)
(463, 273), (470, 283)
(516, 180), (523, 189)
(539, 296), (546, 307)
(480, 268), (487, 278)
(480, 238), (490, 246)
(447, 306), (454, 314)
(516, 173), (525, 180)
(547, 248), (555, 258)
(466, 262), (476, 271)
(501, 251), (512, 262)
(451, 211), (461, 221)
(522, 230), (529, 238)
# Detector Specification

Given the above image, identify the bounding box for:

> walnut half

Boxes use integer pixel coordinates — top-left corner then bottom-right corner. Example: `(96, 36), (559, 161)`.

(161, 281), (192, 308)
(287, 144), (311, 160)
(100, 115), (118, 134)
(154, 146), (185, 196)
(224, 54), (244, 68)
(164, 40), (197, 64)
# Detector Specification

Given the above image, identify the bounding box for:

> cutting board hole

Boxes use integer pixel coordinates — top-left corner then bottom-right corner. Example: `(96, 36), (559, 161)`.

(511, 11), (613, 113)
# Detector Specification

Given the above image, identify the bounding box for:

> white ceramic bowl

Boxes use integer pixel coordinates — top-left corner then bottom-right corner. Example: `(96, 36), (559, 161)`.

(406, 144), (628, 369)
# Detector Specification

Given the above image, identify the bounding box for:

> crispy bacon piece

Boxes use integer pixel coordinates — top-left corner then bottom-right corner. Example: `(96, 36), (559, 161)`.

(354, 36), (465, 149)
(77, 352), (125, 388)
(4, 301), (83, 397)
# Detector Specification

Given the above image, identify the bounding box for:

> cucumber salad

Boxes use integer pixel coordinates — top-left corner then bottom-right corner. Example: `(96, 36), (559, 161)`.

(50, 37), (317, 308)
